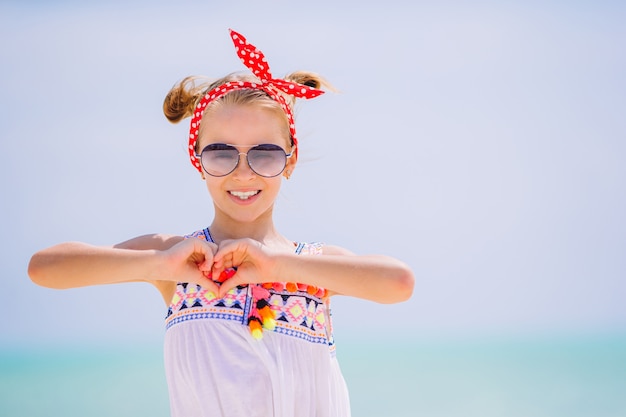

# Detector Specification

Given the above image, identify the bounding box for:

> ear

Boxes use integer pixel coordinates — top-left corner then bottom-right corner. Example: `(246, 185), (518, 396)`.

(284, 149), (297, 179)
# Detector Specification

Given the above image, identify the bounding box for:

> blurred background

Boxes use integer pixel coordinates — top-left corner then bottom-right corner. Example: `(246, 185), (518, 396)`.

(1, 0), (624, 416)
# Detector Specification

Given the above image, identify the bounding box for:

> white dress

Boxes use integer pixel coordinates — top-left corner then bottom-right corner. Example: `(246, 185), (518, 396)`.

(163, 228), (351, 417)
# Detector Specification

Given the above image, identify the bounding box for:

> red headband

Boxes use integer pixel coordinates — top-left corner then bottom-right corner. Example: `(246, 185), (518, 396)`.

(188, 29), (325, 173)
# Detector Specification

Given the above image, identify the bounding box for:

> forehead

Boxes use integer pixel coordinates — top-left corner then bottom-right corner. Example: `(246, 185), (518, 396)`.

(198, 104), (290, 148)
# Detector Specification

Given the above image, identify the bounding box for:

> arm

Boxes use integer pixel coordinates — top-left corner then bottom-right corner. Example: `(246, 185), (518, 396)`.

(28, 234), (220, 303)
(213, 241), (414, 304)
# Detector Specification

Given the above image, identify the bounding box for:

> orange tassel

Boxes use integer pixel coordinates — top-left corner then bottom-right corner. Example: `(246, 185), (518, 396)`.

(249, 319), (263, 340)
(258, 305), (274, 321)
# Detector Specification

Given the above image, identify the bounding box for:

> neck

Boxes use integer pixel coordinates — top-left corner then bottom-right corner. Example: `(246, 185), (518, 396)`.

(208, 212), (289, 247)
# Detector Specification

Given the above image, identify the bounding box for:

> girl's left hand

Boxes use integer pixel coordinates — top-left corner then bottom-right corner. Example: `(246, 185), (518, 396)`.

(211, 238), (277, 297)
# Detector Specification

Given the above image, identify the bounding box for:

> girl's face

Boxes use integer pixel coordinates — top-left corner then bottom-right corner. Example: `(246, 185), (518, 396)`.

(197, 104), (296, 225)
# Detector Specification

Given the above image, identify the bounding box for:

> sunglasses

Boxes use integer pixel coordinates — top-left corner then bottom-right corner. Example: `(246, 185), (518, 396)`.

(195, 143), (294, 178)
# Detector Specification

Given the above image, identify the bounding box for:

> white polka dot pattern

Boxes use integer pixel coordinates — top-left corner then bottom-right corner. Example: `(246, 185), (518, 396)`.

(187, 29), (325, 173)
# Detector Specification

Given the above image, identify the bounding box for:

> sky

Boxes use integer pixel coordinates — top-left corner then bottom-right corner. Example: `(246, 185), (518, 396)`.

(1, 0), (625, 349)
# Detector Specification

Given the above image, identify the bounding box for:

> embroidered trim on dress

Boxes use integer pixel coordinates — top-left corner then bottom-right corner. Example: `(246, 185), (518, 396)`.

(165, 229), (333, 346)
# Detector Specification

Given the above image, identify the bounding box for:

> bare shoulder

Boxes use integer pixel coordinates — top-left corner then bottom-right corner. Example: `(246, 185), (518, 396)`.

(113, 233), (184, 251)
(321, 244), (355, 256)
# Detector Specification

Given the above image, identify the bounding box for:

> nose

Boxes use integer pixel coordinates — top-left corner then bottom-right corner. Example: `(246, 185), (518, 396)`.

(231, 152), (256, 180)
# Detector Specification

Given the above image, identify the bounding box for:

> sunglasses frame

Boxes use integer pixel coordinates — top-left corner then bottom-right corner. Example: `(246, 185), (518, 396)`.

(195, 143), (295, 178)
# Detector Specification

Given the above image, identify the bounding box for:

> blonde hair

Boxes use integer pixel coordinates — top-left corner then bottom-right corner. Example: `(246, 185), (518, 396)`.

(163, 71), (333, 152)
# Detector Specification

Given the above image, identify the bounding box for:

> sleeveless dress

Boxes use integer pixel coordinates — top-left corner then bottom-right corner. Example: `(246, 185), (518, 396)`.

(163, 228), (351, 417)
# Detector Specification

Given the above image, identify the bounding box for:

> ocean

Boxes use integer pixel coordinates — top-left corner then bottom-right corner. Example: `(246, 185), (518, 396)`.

(1, 333), (625, 417)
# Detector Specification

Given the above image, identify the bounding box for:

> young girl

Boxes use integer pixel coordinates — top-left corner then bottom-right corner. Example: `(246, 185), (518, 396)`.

(28, 29), (414, 417)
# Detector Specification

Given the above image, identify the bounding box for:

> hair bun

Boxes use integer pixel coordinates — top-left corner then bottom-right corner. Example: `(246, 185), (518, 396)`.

(163, 76), (210, 124)
(284, 71), (332, 91)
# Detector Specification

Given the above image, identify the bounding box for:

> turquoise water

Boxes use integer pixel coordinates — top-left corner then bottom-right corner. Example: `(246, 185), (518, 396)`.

(1, 334), (625, 417)
(344, 334), (626, 417)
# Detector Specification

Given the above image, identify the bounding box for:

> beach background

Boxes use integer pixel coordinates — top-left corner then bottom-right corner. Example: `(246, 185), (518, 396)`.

(1, 0), (625, 416)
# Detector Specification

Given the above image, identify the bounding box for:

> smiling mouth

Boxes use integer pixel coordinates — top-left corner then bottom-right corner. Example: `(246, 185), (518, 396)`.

(229, 190), (260, 200)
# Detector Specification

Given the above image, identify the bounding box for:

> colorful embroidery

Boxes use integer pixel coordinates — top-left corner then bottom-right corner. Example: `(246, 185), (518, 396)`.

(165, 283), (247, 330)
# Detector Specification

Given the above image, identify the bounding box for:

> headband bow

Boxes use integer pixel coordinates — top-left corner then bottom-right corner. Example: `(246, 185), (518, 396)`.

(188, 29), (325, 173)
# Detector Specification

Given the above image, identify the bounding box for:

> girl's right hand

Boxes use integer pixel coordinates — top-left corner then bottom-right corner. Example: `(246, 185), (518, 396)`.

(159, 238), (221, 295)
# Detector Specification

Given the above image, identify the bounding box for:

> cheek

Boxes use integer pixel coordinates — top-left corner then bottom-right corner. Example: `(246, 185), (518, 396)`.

(268, 177), (285, 197)
(205, 179), (221, 197)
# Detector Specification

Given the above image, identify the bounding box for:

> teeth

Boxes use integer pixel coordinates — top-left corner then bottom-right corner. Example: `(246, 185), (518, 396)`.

(229, 190), (259, 200)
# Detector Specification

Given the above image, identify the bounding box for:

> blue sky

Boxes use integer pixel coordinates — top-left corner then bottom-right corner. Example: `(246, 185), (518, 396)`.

(1, 0), (625, 348)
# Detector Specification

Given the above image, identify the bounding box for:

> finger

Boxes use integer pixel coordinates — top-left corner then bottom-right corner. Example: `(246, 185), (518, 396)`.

(212, 239), (235, 268)
(207, 241), (218, 255)
(191, 263), (221, 296)
(201, 279), (221, 298)
(195, 240), (218, 271)
(179, 261), (221, 296)
(212, 249), (236, 279)
(218, 273), (242, 298)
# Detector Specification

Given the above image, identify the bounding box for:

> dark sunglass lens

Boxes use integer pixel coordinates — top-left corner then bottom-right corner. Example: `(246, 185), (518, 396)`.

(201, 144), (239, 176)
(247, 145), (287, 177)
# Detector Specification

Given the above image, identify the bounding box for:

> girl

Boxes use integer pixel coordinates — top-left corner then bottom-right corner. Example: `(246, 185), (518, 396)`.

(28, 29), (414, 417)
